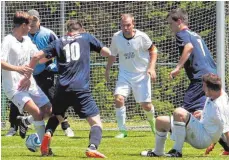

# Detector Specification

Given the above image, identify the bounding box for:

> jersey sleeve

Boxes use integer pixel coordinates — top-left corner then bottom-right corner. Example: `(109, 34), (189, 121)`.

(176, 31), (191, 46)
(49, 32), (58, 43)
(88, 34), (104, 53)
(42, 40), (58, 59)
(1, 37), (10, 62)
(110, 35), (118, 56)
(141, 33), (153, 51)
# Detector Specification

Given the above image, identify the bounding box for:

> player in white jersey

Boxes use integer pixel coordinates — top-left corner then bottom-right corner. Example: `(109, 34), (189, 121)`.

(141, 73), (228, 157)
(105, 14), (158, 138)
(1, 11), (52, 144)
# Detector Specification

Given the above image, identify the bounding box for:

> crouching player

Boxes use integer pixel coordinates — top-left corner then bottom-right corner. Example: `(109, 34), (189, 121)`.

(141, 73), (229, 157)
(23, 20), (111, 158)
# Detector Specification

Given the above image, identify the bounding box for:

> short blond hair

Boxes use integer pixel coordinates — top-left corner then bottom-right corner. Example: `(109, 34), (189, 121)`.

(120, 14), (135, 24)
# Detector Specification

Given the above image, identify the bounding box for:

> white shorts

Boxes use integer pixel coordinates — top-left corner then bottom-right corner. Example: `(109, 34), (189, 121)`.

(170, 115), (212, 149)
(114, 71), (151, 103)
(11, 85), (50, 114)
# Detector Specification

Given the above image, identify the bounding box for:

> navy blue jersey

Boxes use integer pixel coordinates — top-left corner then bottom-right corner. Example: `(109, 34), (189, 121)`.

(42, 33), (104, 91)
(176, 29), (216, 81)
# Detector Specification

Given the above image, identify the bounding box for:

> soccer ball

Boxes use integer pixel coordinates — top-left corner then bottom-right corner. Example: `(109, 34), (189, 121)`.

(25, 133), (41, 152)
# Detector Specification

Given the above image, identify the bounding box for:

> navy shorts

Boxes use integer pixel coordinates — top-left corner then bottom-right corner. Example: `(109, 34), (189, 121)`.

(183, 81), (206, 113)
(52, 89), (100, 118)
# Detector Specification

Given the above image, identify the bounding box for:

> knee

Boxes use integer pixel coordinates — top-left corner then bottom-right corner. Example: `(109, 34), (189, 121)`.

(173, 107), (188, 122)
(155, 116), (170, 132)
(115, 95), (125, 107)
(141, 102), (153, 111)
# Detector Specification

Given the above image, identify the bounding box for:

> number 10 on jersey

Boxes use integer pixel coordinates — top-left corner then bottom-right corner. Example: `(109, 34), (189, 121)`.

(63, 42), (80, 62)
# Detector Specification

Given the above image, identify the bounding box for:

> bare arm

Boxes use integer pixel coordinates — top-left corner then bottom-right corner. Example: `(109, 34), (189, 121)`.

(1, 60), (33, 76)
(147, 45), (158, 82)
(100, 47), (111, 57)
(105, 55), (116, 81)
(29, 50), (46, 69)
(170, 43), (193, 79)
(18, 50), (46, 90)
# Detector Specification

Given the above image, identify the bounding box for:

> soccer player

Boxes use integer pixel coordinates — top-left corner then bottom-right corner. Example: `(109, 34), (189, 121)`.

(105, 14), (158, 138)
(23, 20), (111, 158)
(6, 9), (74, 138)
(1, 11), (52, 142)
(166, 8), (229, 155)
(167, 8), (217, 112)
(141, 73), (229, 157)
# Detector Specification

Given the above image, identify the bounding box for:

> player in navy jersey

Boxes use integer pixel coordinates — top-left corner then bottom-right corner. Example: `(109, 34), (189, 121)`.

(19, 20), (111, 158)
(166, 8), (228, 156)
(166, 8), (216, 113)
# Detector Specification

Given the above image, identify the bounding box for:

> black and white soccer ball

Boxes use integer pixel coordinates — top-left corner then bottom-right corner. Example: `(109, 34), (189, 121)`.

(25, 133), (41, 152)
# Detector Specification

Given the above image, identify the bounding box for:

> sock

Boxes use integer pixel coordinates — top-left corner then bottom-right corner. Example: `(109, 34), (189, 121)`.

(154, 130), (168, 155)
(172, 121), (186, 153)
(61, 121), (70, 130)
(45, 116), (60, 137)
(25, 115), (34, 125)
(89, 125), (102, 150)
(33, 120), (45, 142)
(219, 136), (229, 151)
(144, 107), (155, 121)
(116, 106), (126, 131)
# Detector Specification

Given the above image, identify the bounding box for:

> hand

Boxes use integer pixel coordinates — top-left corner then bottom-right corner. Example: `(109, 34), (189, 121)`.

(105, 69), (110, 82)
(147, 69), (157, 82)
(169, 67), (180, 80)
(193, 110), (202, 120)
(16, 65), (33, 78)
(18, 77), (31, 91)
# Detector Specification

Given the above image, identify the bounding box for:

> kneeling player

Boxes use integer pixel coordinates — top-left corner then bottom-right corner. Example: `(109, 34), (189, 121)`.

(141, 73), (229, 157)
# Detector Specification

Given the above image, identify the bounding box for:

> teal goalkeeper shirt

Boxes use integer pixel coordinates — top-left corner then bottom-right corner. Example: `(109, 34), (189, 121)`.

(28, 26), (58, 75)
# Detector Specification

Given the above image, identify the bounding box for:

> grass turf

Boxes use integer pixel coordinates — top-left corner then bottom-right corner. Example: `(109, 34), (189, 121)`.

(1, 121), (227, 160)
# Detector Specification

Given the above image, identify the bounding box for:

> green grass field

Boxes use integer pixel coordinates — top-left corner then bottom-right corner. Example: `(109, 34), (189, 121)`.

(1, 121), (227, 160)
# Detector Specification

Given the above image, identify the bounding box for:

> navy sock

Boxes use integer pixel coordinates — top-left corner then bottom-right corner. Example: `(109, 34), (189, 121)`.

(219, 137), (229, 151)
(61, 121), (70, 130)
(45, 116), (59, 136)
(89, 126), (102, 150)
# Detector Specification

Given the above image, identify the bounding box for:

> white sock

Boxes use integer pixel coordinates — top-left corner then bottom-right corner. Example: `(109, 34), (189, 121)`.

(144, 107), (155, 121)
(172, 121), (186, 153)
(154, 130), (167, 155)
(116, 106), (126, 131)
(33, 120), (45, 143)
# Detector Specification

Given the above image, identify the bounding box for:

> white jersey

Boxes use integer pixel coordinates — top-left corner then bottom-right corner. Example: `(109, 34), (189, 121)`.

(1, 34), (39, 99)
(200, 91), (229, 142)
(110, 29), (153, 73)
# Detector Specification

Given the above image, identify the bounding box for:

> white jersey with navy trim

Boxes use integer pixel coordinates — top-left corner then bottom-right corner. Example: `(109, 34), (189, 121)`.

(1, 34), (39, 99)
(200, 91), (228, 142)
(110, 29), (152, 73)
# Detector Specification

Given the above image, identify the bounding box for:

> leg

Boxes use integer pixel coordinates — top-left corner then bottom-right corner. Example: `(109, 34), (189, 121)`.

(86, 114), (106, 158)
(141, 102), (155, 134)
(114, 94), (127, 138)
(6, 102), (21, 136)
(167, 107), (190, 157)
(141, 116), (170, 157)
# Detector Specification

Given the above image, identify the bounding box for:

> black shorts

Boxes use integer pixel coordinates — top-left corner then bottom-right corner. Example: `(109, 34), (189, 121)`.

(33, 70), (55, 101)
(52, 89), (100, 118)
